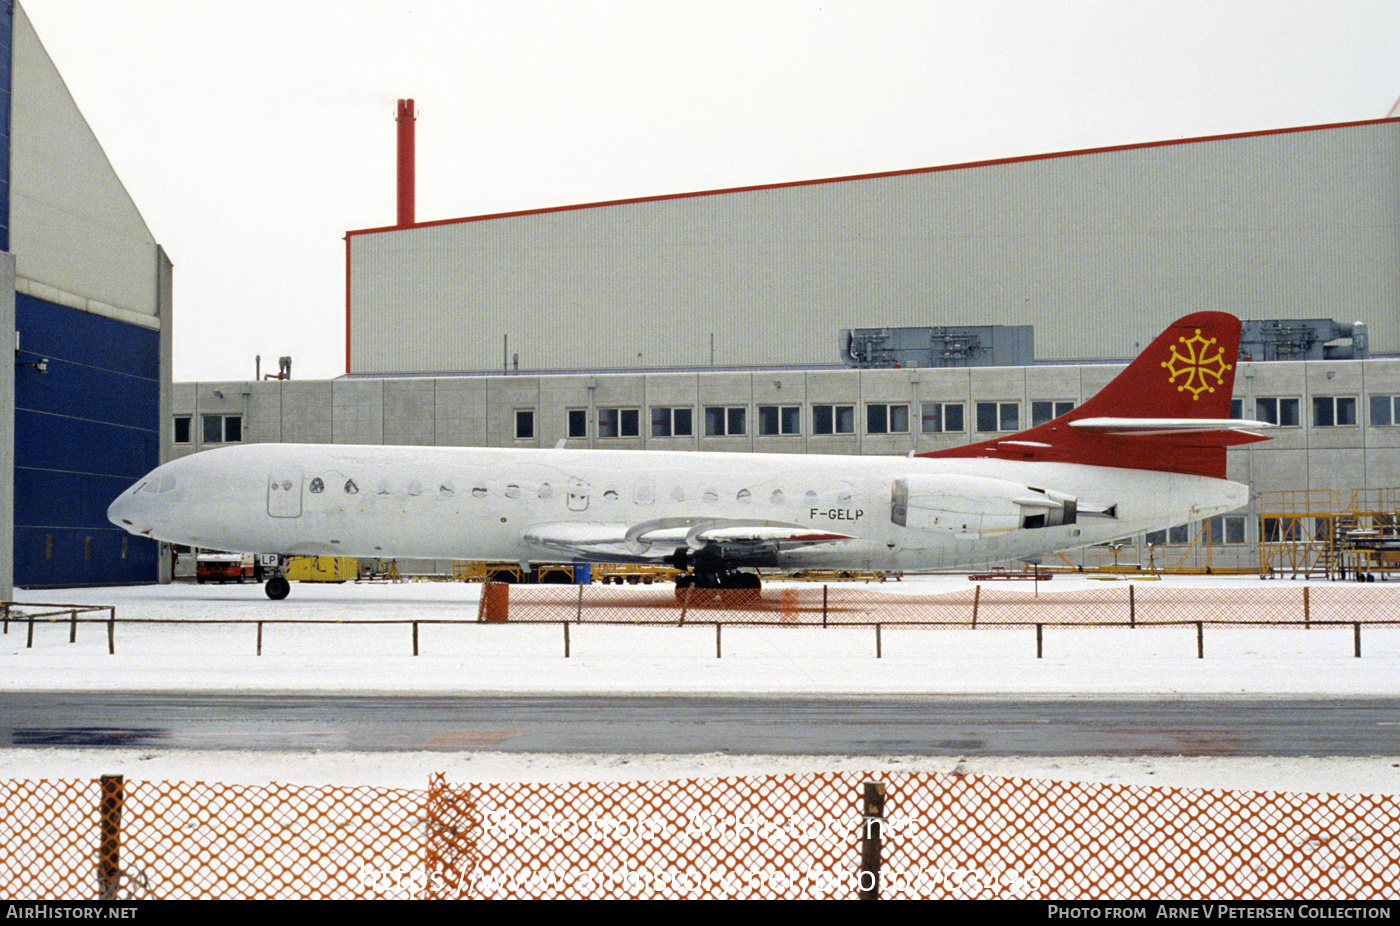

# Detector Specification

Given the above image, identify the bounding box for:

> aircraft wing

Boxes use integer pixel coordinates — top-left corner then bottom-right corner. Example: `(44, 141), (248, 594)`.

(523, 518), (857, 563)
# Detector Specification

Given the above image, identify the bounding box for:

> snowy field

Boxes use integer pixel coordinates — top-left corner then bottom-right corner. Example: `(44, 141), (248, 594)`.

(3, 573), (1399, 795)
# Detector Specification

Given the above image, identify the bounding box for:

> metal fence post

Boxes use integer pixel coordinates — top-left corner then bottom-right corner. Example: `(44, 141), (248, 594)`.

(1129, 584), (1135, 628)
(1196, 621), (1204, 659)
(972, 585), (980, 628)
(1355, 622), (1361, 658)
(99, 775), (125, 900)
(1036, 623), (1042, 659)
(859, 781), (886, 900)
(1303, 586), (1310, 629)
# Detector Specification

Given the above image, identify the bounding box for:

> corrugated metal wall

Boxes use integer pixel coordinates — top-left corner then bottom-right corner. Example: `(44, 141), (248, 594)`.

(349, 121), (1400, 375)
(14, 296), (160, 585)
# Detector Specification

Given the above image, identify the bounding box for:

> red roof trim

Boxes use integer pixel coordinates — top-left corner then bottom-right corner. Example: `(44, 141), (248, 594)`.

(346, 117), (1400, 238)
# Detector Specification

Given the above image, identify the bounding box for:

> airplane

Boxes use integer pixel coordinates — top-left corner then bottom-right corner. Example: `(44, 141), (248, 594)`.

(108, 311), (1270, 599)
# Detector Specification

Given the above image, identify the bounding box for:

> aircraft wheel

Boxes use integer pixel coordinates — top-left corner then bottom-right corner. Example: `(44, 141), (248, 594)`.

(265, 576), (291, 600)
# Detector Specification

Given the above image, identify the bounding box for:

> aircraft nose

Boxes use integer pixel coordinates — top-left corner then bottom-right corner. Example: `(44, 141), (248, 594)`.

(107, 486), (148, 534)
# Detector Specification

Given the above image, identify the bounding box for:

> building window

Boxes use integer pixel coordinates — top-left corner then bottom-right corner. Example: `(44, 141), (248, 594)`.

(705, 406), (746, 437)
(1370, 396), (1399, 427)
(173, 415), (192, 443)
(1206, 515), (1246, 544)
(1230, 399), (1243, 419)
(920, 402), (965, 434)
(568, 409), (587, 438)
(1146, 524), (1192, 546)
(758, 405), (801, 436)
(1255, 397), (1300, 427)
(515, 410), (535, 440)
(812, 404), (855, 435)
(1312, 396), (1356, 428)
(866, 404), (909, 435)
(975, 402), (1019, 432)
(1261, 517), (1304, 543)
(202, 414), (242, 443)
(1031, 401), (1075, 428)
(598, 408), (640, 439)
(650, 407), (694, 438)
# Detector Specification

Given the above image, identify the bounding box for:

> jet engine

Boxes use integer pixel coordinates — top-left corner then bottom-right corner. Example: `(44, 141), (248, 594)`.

(891, 474), (1079, 539)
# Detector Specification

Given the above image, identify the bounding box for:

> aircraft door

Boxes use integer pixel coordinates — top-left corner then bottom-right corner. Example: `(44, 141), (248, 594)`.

(267, 470), (304, 518)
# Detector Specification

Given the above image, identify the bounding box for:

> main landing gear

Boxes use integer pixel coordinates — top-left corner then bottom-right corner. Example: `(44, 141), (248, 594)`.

(675, 570), (762, 591)
(667, 548), (766, 599)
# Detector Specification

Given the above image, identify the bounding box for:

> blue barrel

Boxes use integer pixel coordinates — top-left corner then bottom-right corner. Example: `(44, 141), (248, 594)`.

(573, 563), (591, 584)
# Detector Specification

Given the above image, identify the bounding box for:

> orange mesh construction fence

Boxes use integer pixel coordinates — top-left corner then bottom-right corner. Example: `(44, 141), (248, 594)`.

(5, 771), (1397, 899)
(1, 777), (424, 899)
(485, 582), (1400, 628)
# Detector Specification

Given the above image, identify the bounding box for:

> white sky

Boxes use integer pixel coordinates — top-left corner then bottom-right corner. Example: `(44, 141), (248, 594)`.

(18, 0), (1400, 382)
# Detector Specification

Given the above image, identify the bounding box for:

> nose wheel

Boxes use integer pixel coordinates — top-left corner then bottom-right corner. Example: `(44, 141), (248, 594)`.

(260, 554), (292, 599)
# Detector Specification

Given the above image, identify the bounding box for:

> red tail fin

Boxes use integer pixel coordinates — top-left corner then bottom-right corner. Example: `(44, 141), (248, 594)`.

(919, 312), (1267, 478)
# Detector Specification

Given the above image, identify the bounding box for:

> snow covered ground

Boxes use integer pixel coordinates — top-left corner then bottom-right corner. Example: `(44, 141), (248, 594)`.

(3, 573), (1398, 795)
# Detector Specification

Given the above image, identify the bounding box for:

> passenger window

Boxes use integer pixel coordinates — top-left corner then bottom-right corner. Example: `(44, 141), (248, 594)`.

(309, 478), (324, 494)
(344, 479), (359, 495)
(473, 486), (487, 498)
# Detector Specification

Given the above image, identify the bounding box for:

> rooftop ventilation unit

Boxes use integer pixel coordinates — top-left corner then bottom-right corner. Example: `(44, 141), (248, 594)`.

(1238, 319), (1368, 361)
(839, 325), (1034, 369)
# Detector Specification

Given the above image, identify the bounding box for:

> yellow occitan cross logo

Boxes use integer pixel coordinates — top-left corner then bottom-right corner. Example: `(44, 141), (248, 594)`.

(1161, 329), (1231, 400)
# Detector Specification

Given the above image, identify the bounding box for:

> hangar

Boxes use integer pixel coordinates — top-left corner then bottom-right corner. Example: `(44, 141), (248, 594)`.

(173, 109), (1400, 574)
(2, 3), (172, 593)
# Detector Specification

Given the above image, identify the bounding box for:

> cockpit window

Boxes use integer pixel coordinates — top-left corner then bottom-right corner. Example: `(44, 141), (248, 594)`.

(142, 475), (177, 494)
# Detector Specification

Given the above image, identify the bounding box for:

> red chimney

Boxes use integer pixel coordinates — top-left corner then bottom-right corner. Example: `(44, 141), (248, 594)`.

(396, 99), (416, 227)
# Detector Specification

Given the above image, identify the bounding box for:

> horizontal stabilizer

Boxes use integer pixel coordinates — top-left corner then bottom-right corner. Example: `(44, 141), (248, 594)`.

(1070, 417), (1274, 433)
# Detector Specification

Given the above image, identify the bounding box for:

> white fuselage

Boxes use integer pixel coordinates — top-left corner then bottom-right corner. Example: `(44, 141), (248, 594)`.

(108, 443), (1250, 571)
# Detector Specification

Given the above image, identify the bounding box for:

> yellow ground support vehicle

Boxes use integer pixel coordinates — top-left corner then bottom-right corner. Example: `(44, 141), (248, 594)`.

(285, 556), (358, 583)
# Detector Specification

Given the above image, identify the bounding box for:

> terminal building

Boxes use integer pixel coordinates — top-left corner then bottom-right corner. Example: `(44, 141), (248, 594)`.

(172, 111), (1400, 574)
(1, 3), (172, 593)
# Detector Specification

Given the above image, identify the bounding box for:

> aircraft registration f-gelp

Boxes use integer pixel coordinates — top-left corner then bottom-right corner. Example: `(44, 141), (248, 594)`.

(109, 312), (1271, 599)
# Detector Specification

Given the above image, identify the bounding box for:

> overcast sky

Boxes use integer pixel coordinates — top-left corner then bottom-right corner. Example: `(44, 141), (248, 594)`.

(19, 0), (1400, 382)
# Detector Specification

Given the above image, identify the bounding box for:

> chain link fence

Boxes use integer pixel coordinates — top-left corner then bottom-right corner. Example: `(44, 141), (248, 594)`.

(5, 771), (1397, 899)
(483, 582), (1400, 628)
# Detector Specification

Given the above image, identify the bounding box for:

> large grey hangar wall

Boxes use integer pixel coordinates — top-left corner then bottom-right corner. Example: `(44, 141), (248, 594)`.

(347, 118), (1400, 376)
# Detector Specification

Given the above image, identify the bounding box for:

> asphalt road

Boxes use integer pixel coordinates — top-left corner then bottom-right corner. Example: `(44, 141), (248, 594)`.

(3, 692), (1397, 755)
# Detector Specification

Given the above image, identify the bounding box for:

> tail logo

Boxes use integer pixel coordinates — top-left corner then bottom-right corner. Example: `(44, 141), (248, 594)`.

(1161, 328), (1231, 400)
